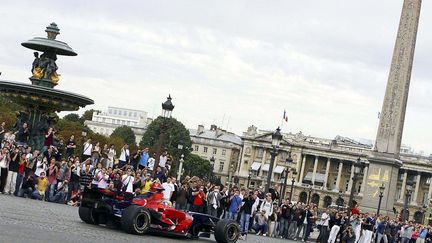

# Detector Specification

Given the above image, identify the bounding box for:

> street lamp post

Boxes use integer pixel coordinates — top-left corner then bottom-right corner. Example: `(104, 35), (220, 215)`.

(153, 95), (174, 177)
(175, 140), (184, 178)
(247, 173), (251, 188)
(402, 181), (414, 222)
(346, 157), (366, 226)
(307, 185), (313, 204)
(210, 156), (215, 170)
(281, 152), (294, 199)
(265, 127), (282, 193)
(377, 184), (385, 216)
(177, 154), (184, 181)
(289, 171), (297, 202)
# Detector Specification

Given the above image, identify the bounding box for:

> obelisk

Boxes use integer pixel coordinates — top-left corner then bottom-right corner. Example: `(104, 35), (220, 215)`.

(361, 0), (422, 214)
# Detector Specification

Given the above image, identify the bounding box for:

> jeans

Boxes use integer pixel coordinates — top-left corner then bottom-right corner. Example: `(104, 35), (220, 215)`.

(303, 223), (312, 241)
(295, 223), (304, 240)
(240, 212), (250, 235)
(207, 206), (218, 217)
(377, 232), (388, 243)
(317, 226), (330, 243)
(0, 167), (8, 192)
(288, 221), (297, 239)
(4, 171), (17, 194)
(175, 202), (187, 211)
(14, 173), (24, 195)
(51, 191), (66, 203)
(279, 218), (289, 238)
(225, 211), (238, 220)
(67, 181), (80, 202)
(18, 187), (33, 198)
(48, 183), (57, 201)
(400, 238), (410, 243)
(253, 223), (268, 234)
(32, 190), (44, 200)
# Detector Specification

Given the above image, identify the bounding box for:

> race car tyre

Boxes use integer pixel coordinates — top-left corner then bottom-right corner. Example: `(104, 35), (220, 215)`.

(121, 205), (151, 235)
(78, 206), (99, 225)
(214, 219), (240, 243)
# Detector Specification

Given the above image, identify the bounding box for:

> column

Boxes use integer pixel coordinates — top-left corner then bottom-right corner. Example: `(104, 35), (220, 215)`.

(360, 165), (368, 195)
(399, 170), (408, 201)
(412, 172), (421, 205)
(259, 149), (267, 177)
(299, 154), (307, 184)
(334, 161), (343, 192)
(323, 158), (331, 190)
(311, 156), (318, 186)
(347, 162), (355, 193)
(428, 174), (432, 205)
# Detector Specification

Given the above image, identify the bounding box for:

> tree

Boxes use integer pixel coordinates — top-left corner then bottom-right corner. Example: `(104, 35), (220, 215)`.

(140, 117), (192, 161)
(80, 109), (100, 123)
(111, 125), (136, 145)
(0, 96), (24, 130)
(63, 113), (81, 124)
(182, 154), (215, 182)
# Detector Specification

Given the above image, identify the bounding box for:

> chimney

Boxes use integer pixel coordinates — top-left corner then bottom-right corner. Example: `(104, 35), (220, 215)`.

(197, 125), (204, 134)
(210, 124), (217, 131)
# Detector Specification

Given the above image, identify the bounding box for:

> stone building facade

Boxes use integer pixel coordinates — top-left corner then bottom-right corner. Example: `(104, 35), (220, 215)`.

(189, 125), (242, 184)
(84, 107), (152, 144)
(236, 125), (432, 224)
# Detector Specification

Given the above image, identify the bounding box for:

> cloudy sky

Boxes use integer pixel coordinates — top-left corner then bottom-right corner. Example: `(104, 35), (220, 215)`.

(1, 0), (431, 154)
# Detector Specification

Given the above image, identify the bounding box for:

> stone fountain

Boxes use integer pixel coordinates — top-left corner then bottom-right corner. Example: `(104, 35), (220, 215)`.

(0, 23), (94, 150)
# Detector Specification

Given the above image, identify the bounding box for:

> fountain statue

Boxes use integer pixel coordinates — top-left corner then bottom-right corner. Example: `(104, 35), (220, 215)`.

(0, 23), (94, 150)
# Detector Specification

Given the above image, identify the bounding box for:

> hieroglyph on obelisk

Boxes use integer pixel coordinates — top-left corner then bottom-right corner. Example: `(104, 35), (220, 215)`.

(375, 0), (422, 158)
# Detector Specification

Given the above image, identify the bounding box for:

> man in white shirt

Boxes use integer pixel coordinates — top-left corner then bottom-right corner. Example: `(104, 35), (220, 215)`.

(162, 177), (174, 202)
(318, 209), (331, 243)
(82, 139), (92, 161)
(159, 151), (168, 170)
(118, 144), (129, 169)
(107, 144), (116, 169)
(147, 153), (155, 172)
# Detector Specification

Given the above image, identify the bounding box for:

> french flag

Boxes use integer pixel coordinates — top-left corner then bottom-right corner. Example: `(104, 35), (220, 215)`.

(283, 110), (288, 122)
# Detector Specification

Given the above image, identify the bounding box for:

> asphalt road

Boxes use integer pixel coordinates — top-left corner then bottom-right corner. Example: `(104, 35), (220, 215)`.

(0, 194), (299, 243)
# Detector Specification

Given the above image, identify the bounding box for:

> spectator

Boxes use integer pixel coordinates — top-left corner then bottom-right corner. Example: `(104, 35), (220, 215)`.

(15, 122), (30, 147)
(121, 167), (134, 193)
(239, 190), (254, 240)
(207, 186), (222, 217)
(18, 170), (35, 198)
(65, 135), (76, 159)
(162, 177), (174, 201)
(175, 183), (189, 211)
(5, 146), (20, 195)
(82, 139), (92, 161)
(191, 185), (205, 213)
(0, 147), (10, 193)
(154, 166), (166, 183)
(118, 144), (130, 169)
(253, 209), (268, 236)
(33, 171), (49, 200)
(107, 144), (116, 169)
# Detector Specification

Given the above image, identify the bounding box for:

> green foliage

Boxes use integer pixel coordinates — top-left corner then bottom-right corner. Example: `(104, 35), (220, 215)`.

(183, 154), (215, 182)
(111, 125), (136, 145)
(140, 116), (192, 160)
(80, 109), (100, 122)
(0, 96), (24, 130)
(63, 113), (81, 124)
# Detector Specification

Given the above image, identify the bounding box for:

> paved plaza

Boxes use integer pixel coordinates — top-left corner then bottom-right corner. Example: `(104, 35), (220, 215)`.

(0, 194), (300, 243)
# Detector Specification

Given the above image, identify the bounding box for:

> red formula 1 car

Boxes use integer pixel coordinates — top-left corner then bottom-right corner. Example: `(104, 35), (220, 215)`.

(78, 188), (240, 243)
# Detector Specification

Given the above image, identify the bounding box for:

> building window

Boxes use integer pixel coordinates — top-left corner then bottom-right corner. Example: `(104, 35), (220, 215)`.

(213, 148), (217, 155)
(427, 177), (431, 185)
(345, 180), (349, 191)
(357, 182), (362, 193)
(109, 109), (112, 114)
(396, 188), (401, 200)
(134, 112), (137, 117)
(194, 145), (199, 151)
(204, 147), (208, 153)
(114, 110), (117, 115)
(127, 121), (130, 126)
(129, 112), (132, 117)
(219, 161), (225, 172)
(222, 149), (226, 156)
(256, 148), (264, 158)
(244, 160), (248, 165)
(399, 173), (404, 181)
(423, 192), (429, 206)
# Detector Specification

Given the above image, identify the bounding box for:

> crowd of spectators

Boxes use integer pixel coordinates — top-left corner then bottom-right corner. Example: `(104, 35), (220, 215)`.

(1, 121), (432, 242)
